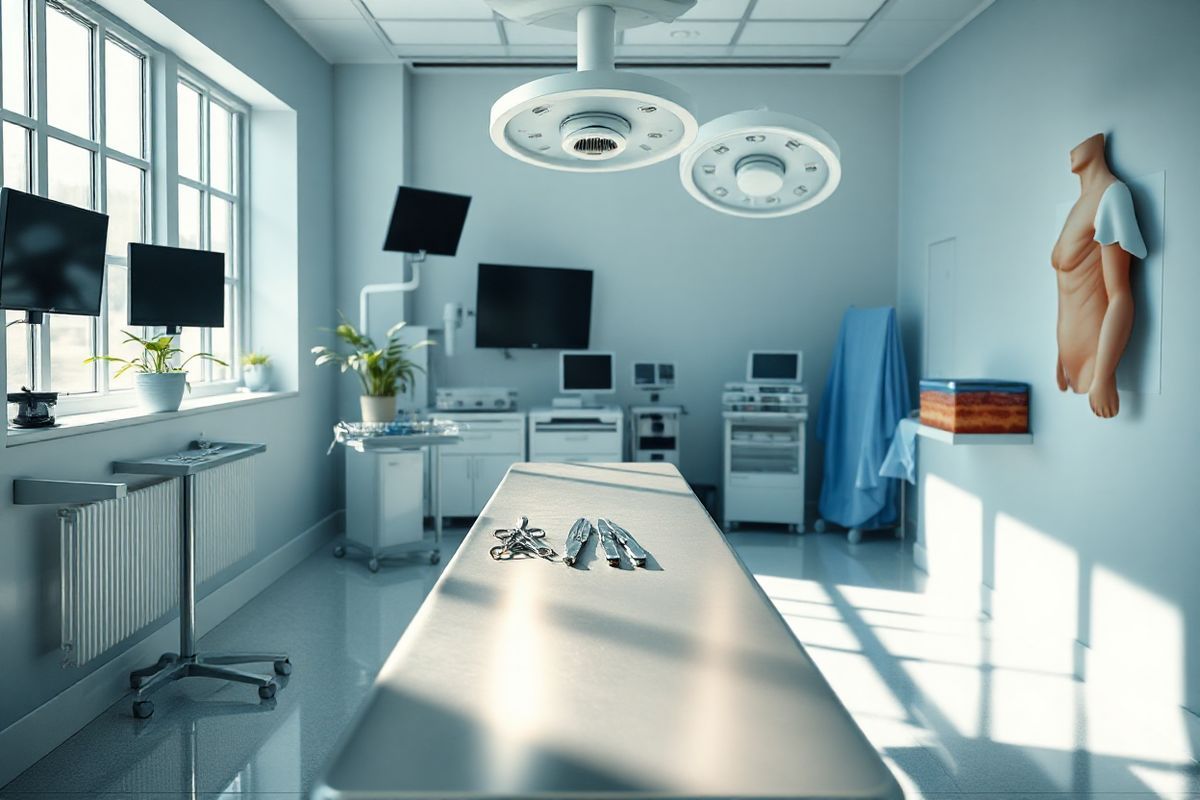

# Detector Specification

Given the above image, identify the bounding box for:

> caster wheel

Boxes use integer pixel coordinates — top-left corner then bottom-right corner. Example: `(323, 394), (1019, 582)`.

(368, 558), (380, 573)
(814, 519), (828, 533)
(429, 551), (441, 565)
(333, 545), (346, 558)
(258, 683), (277, 700)
(848, 528), (863, 544)
(273, 659), (292, 676)
(133, 700), (154, 719)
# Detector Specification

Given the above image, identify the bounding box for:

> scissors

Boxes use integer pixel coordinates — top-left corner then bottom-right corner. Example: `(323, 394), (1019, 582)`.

(490, 516), (556, 561)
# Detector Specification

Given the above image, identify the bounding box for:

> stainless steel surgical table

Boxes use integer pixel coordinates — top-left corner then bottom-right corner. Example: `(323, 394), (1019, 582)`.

(313, 462), (902, 800)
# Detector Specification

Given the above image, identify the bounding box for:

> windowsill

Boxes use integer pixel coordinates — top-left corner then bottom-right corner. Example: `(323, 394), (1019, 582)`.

(5, 389), (298, 447)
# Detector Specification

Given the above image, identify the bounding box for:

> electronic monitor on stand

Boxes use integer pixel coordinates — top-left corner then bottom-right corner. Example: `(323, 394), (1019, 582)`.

(0, 188), (109, 425)
(128, 244), (225, 336)
(632, 361), (676, 403)
(554, 351), (615, 409)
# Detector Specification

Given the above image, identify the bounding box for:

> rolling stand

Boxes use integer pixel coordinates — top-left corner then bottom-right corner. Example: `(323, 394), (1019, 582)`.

(115, 442), (290, 719)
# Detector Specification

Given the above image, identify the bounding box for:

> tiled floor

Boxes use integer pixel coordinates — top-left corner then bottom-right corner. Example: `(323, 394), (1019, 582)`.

(2, 527), (1197, 799)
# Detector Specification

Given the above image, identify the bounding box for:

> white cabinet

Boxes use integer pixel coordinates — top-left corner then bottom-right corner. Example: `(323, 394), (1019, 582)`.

(723, 411), (806, 531)
(346, 448), (425, 550)
(433, 412), (526, 520)
(529, 407), (624, 463)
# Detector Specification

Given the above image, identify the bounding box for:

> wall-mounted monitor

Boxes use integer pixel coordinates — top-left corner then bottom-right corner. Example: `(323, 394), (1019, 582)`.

(0, 188), (109, 320)
(383, 186), (472, 256)
(128, 244), (225, 328)
(560, 351), (614, 395)
(746, 351), (803, 384)
(475, 263), (593, 349)
(632, 362), (676, 391)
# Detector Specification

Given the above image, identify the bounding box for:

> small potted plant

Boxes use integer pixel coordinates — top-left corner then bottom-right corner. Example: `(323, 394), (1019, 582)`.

(242, 352), (271, 392)
(312, 316), (431, 423)
(86, 332), (227, 413)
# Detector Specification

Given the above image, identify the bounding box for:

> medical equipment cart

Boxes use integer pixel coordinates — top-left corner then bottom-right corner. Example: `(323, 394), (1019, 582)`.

(629, 405), (681, 466)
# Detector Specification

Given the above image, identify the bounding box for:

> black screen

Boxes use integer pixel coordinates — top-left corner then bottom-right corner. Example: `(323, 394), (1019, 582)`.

(752, 352), (799, 380)
(634, 363), (656, 386)
(383, 187), (472, 256)
(562, 353), (612, 392)
(128, 244), (225, 327)
(0, 188), (109, 316)
(475, 263), (593, 349)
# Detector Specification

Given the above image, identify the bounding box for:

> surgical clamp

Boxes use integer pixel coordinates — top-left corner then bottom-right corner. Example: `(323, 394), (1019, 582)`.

(598, 518), (648, 567)
(490, 516), (556, 561)
(563, 518), (594, 567)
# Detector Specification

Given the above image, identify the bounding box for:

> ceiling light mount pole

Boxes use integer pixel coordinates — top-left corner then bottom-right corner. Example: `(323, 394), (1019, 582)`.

(577, 4), (616, 71)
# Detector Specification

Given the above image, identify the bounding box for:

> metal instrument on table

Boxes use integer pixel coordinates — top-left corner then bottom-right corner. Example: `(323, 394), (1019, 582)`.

(598, 518), (648, 567)
(563, 518), (594, 566)
(596, 517), (623, 567)
(490, 516), (556, 561)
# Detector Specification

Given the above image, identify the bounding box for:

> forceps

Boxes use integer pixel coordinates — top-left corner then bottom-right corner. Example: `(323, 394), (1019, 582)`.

(597, 518), (648, 567)
(490, 516), (556, 561)
(562, 518), (594, 567)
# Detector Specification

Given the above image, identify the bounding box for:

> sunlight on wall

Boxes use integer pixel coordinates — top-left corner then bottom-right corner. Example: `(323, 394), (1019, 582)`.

(1088, 565), (1185, 709)
(922, 474), (983, 607)
(991, 513), (1079, 640)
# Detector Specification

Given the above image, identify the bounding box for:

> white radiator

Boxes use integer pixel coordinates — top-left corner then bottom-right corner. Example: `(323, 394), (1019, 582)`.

(59, 459), (256, 668)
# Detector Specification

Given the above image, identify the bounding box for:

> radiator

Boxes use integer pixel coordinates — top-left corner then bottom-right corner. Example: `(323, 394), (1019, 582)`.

(59, 459), (256, 668)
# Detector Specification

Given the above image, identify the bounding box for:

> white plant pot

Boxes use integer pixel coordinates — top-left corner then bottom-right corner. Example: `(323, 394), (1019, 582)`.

(135, 372), (187, 413)
(360, 395), (397, 424)
(243, 363), (271, 392)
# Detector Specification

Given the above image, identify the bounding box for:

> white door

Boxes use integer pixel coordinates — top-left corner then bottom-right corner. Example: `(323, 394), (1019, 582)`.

(471, 455), (515, 515)
(377, 451), (425, 548)
(439, 453), (475, 518)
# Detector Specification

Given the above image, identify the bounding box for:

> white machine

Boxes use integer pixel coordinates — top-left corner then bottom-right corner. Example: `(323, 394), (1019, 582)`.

(529, 406), (624, 463)
(553, 351), (615, 408)
(630, 405), (681, 466)
(722, 352), (808, 532)
(436, 387), (518, 412)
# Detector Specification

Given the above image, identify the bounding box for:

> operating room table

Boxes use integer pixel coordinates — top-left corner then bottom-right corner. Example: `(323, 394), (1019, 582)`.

(312, 462), (902, 800)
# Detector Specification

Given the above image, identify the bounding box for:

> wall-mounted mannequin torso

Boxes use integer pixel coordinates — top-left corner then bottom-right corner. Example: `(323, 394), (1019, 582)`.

(1051, 133), (1145, 418)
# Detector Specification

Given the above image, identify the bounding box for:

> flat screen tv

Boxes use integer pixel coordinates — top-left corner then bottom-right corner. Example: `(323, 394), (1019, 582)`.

(475, 263), (593, 350)
(383, 186), (472, 256)
(128, 244), (225, 328)
(0, 188), (109, 318)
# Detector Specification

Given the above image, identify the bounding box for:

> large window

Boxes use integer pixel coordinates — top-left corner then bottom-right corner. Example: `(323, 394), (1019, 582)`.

(0, 0), (248, 412)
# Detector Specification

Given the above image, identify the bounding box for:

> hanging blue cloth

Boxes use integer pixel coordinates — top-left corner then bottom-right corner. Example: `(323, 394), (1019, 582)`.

(816, 307), (912, 529)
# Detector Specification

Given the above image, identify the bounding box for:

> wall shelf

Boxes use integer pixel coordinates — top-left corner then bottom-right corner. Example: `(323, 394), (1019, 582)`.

(916, 424), (1033, 446)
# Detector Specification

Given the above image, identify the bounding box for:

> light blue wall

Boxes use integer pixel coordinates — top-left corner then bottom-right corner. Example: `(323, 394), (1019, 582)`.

(333, 67), (901, 491)
(898, 0), (1200, 711)
(0, 0), (337, 757)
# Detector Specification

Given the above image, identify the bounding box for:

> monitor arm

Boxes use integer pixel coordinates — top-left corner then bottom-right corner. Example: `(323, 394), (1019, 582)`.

(358, 250), (426, 335)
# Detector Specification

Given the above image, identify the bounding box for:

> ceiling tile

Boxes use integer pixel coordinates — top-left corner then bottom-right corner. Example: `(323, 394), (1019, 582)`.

(883, 0), (987, 20)
(379, 20), (501, 44)
(681, 0), (751, 19)
(267, 0), (361, 20)
(290, 19), (391, 60)
(616, 44), (736, 58)
(624, 21), (738, 45)
(738, 21), (863, 46)
(502, 22), (576, 44)
(363, 0), (495, 19)
(752, 0), (885, 20)
(853, 18), (958, 50)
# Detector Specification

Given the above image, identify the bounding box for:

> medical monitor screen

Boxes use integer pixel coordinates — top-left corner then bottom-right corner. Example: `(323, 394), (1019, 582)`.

(561, 352), (614, 393)
(475, 263), (593, 349)
(128, 244), (225, 328)
(748, 351), (802, 383)
(383, 186), (472, 256)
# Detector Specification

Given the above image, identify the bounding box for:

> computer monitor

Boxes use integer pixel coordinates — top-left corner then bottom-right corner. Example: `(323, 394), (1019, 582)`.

(747, 351), (802, 384)
(383, 186), (472, 256)
(632, 362), (676, 392)
(560, 351), (614, 405)
(128, 243), (225, 331)
(475, 263), (593, 349)
(0, 187), (109, 323)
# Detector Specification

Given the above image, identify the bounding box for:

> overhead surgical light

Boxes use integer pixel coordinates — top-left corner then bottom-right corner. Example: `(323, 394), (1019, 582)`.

(486, 1), (699, 172)
(679, 110), (843, 218)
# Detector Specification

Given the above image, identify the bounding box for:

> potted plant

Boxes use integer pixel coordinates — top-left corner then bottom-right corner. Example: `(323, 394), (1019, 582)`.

(242, 352), (271, 392)
(312, 316), (431, 423)
(86, 332), (228, 413)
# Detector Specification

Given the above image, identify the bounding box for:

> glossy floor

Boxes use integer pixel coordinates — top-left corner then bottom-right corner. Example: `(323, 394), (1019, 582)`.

(2, 529), (1197, 799)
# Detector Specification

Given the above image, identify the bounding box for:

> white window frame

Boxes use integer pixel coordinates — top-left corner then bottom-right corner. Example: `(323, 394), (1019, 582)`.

(0, 0), (250, 415)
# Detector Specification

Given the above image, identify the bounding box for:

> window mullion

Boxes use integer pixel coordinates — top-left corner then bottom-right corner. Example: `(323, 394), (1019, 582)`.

(95, 17), (109, 394)
(32, 0), (50, 391)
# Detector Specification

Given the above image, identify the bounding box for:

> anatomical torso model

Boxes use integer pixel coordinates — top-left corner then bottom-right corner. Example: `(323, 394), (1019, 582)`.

(1050, 133), (1146, 418)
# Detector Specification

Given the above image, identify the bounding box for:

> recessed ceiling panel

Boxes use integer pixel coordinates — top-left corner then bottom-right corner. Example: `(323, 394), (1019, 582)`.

(624, 21), (738, 45)
(364, 0), (496, 19)
(268, 0), (361, 20)
(752, 0), (885, 20)
(379, 20), (502, 45)
(291, 19), (392, 60)
(738, 21), (863, 46)
(681, 0), (750, 19)
(854, 18), (958, 49)
(502, 22), (577, 44)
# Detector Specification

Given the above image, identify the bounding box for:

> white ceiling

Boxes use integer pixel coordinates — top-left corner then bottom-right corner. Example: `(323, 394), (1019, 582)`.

(263, 0), (993, 73)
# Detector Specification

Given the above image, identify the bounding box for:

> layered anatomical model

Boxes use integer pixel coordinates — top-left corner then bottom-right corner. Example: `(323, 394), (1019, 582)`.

(1050, 133), (1146, 418)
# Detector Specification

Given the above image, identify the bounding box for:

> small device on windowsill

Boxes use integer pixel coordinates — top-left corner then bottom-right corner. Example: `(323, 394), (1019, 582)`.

(8, 386), (58, 429)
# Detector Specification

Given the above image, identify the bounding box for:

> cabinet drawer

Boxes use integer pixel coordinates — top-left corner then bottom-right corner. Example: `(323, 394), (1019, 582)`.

(534, 431), (621, 455)
(448, 428), (524, 455)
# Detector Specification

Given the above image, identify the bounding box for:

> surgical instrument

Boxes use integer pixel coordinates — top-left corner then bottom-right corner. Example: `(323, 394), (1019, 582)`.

(490, 516), (557, 561)
(598, 518), (648, 567)
(563, 518), (594, 566)
(596, 517), (623, 567)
